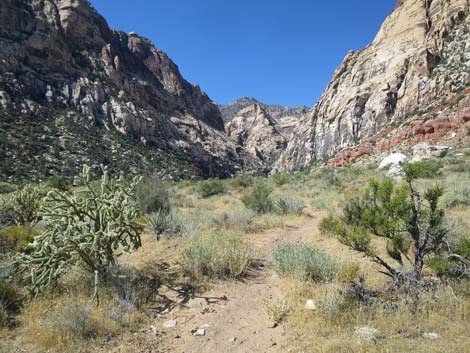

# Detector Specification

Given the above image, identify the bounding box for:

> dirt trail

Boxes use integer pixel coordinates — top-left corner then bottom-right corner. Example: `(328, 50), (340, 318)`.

(156, 215), (325, 353)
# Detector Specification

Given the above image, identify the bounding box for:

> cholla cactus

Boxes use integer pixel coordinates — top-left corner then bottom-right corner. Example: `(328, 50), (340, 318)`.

(7, 184), (45, 226)
(14, 166), (143, 298)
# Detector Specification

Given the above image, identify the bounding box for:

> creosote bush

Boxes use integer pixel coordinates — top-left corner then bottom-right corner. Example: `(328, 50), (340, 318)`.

(242, 182), (274, 214)
(183, 231), (251, 280)
(197, 179), (226, 198)
(272, 242), (336, 281)
(14, 165), (143, 298)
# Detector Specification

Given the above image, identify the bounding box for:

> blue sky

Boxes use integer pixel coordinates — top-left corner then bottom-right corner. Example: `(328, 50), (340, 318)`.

(90, 0), (396, 107)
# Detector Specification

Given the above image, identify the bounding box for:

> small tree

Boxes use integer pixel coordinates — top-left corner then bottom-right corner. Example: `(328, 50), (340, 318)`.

(14, 166), (142, 300)
(319, 163), (447, 306)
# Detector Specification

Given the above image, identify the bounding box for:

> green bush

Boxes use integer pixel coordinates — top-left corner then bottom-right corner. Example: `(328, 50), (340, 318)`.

(272, 173), (290, 186)
(405, 160), (442, 179)
(48, 176), (70, 192)
(272, 242), (336, 281)
(136, 175), (171, 215)
(455, 237), (470, 258)
(229, 175), (254, 189)
(0, 225), (39, 253)
(198, 179), (226, 198)
(183, 231), (251, 280)
(443, 186), (470, 208)
(275, 197), (305, 216)
(241, 182), (274, 214)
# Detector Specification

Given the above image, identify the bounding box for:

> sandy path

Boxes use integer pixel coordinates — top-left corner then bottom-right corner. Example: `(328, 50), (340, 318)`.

(157, 215), (323, 353)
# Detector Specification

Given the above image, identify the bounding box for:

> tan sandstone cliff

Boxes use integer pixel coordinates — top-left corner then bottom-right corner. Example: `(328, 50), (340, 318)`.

(274, 0), (470, 171)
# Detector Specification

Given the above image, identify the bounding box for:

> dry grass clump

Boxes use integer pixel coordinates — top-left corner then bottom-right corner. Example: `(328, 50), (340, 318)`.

(19, 293), (147, 352)
(182, 230), (252, 281)
(272, 242), (337, 282)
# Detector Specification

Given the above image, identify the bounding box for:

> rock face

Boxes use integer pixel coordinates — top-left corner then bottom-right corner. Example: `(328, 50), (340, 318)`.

(275, 0), (470, 172)
(220, 98), (308, 123)
(226, 104), (287, 164)
(0, 0), (259, 181)
(220, 97), (307, 137)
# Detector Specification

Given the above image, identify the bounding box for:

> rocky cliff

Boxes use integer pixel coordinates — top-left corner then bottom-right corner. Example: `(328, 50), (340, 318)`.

(0, 0), (259, 182)
(275, 0), (470, 171)
(225, 104), (287, 164)
(220, 98), (307, 136)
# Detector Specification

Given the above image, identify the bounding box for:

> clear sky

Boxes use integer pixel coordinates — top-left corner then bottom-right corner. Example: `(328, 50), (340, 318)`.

(90, 0), (396, 107)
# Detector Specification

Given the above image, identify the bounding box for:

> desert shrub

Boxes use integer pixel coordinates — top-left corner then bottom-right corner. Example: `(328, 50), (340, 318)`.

(0, 200), (15, 227)
(145, 210), (184, 240)
(19, 296), (143, 352)
(211, 208), (256, 233)
(335, 261), (361, 283)
(136, 175), (171, 215)
(14, 165), (143, 298)
(272, 173), (290, 186)
(406, 160), (442, 179)
(229, 175), (254, 189)
(272, 243), (337, 281)
(241, 182), (274, 214)
(275, 197), (305, 216)
(429, 237), (470, 278)
(5, 184), (45, 226)
(104, 265), (160, 310)
(183, 231), (251, 280)
(197, 179), (226, 198)
(0, 282), (22, 327)
(0, 225), (39, 253)
(48, 176), (70, 191)
(264, 299), (289, 323)
(318, 283), (355, 319)
(443, 185), (470, 208)
(320, 164), (449, 308)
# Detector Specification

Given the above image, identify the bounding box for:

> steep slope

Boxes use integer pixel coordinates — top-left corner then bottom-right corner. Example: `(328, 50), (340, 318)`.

(0, 0), (259, 182)
(275, 0), (470, 171)
(226, 104), (287, 164)
(220, 97), (307, 136)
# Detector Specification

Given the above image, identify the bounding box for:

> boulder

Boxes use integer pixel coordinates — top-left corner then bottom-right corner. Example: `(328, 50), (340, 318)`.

(379, 153), (408, 177)
(412, 143), (450, 162)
